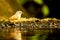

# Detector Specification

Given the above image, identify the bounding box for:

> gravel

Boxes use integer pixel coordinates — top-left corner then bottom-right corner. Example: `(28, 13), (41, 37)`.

(0, 18), (60, 31)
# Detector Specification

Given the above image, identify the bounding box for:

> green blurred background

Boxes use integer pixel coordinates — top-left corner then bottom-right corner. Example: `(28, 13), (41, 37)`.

(0, 0), (60, 19)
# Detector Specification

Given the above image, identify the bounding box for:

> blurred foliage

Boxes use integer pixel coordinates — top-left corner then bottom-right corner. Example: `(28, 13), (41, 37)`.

(22, 0), (49, 18)
(34, 0), (43, 4)
(16, 0), (28, 4)
(42, 5), (49, 17)
(0, 0), (30, 19)
(34, 0), (49, 17)
(0, 0), (13, 18)
(0, 0), (49, 19)
(31, 30), (49, 40)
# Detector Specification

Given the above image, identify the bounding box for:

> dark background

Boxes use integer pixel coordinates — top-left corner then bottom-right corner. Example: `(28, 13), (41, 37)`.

(23, 0), (60, 19)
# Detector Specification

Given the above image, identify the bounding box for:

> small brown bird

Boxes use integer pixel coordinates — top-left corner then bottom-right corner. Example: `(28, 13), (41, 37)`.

(8, 11), (22, 22)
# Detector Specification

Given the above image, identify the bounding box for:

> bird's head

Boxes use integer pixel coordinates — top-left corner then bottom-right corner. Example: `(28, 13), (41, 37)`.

(15, 11), (23, 15)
